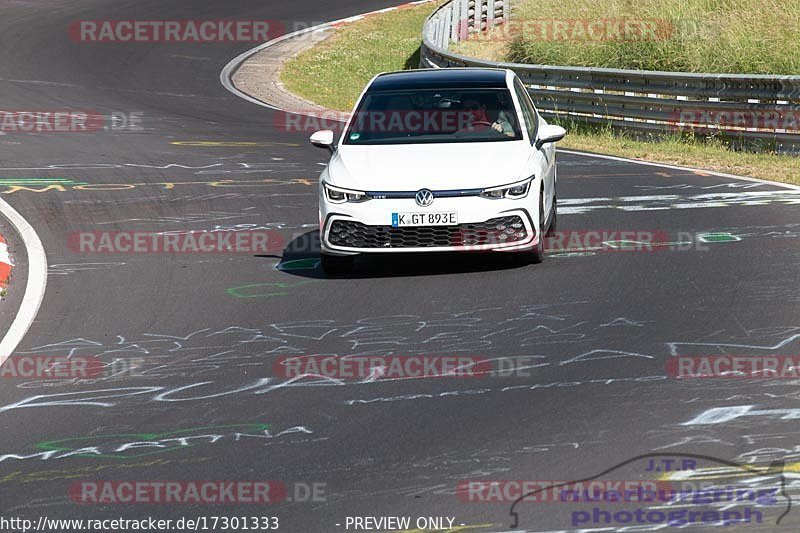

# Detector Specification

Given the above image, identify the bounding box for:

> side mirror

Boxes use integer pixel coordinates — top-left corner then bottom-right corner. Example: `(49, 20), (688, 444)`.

(535, 124), (566, 149)
(310, 130), (335, 153)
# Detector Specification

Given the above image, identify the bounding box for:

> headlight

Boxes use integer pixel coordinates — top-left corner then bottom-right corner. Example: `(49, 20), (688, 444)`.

(480, 177), (533, 199)
(323, 182), (370, 203)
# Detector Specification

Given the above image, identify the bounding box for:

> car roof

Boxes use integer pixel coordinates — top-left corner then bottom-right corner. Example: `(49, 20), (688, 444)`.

(368, 68), (509, 91)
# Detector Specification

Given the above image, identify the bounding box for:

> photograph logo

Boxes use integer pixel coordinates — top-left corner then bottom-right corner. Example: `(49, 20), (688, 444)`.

(506, 453), (790, 529)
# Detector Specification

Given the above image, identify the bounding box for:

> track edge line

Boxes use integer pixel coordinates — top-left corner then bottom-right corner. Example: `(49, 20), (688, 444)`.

(0, 197), (47, 365)
(559, 149), (800, 191)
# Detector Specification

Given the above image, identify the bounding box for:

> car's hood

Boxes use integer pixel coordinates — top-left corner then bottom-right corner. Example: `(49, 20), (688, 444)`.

(328, 141), (532, 191)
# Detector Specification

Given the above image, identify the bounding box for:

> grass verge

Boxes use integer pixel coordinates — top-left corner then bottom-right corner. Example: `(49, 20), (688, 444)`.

(282, 3), (439, 112)
(454, 0), (800, 74)
(561, 122), (800, 184)
(280, 3), (800, 186)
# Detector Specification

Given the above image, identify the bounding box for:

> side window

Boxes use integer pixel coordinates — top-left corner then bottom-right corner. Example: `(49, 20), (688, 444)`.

(513, 78), (538, 143)
(519, 80), (543, 131)
(523, 88), (543, 130)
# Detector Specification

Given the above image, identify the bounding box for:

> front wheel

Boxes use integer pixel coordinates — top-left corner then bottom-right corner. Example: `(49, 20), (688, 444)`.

(321, 253), (354, 276)
(523, 191), (546, 264)
(546, 192), (557, 236)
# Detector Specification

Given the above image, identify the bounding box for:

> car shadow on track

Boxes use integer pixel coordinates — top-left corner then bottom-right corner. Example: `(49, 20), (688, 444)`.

(266, 230), (531, 279)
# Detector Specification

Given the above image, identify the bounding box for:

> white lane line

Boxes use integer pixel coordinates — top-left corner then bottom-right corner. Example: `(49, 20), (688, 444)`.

(0, 197), (47, 366)
(561, 190), (800, 203)
(559, 149), (800, 191)
(557, 189), (800, 213)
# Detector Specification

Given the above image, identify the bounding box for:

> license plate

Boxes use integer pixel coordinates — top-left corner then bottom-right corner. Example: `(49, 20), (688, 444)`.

(391, 212), (458, 227)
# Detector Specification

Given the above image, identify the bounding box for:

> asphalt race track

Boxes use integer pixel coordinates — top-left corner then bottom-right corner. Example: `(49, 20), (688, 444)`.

(1, 1), (799, 532)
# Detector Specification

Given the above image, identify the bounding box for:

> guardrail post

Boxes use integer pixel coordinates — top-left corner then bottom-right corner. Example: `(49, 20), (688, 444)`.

(459, 0), (469, 41)
(468, 0), (475, 35)
(443, 8), (452, 49)
(450, 4), (459, 42)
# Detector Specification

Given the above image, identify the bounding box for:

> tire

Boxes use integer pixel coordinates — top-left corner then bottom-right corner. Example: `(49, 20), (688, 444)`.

(546, 192), (557, 236)
(321, 253), (354, 276)
(524, 190), (546, 264)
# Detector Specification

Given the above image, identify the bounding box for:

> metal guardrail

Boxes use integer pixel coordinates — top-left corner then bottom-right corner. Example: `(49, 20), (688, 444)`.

(426, 0), (510, 49)
(421, 0), (800, 154)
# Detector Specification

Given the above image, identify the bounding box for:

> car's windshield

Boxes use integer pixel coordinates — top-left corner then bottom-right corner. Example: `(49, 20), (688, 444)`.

(343, 88), (523, 145)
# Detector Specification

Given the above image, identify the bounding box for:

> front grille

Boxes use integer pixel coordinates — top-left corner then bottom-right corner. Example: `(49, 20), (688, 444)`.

(327, 215), (529, 249)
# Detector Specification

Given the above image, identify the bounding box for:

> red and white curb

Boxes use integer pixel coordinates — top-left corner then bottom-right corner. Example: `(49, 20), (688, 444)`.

(0, 196), (47, 366)
(329, 0), (436, 28)
(0, 234), (13, 290)
(220, 0), (436, 114)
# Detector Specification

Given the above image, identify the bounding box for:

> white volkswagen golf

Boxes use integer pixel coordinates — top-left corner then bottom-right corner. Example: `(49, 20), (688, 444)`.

(310, 68), (566, 275)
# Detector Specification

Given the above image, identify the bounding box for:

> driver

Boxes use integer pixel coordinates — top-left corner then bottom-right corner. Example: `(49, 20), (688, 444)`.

(461, 96), (514, 136)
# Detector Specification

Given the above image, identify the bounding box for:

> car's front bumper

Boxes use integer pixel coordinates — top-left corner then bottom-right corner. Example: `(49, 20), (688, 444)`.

(320, 195), (539, 255)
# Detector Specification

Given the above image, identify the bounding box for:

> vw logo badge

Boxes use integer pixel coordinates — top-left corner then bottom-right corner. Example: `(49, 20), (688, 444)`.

(415, 189), (434, 207)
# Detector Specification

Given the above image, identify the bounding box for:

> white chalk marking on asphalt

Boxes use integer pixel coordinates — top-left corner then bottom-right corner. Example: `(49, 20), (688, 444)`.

(0, 197), (48, 366)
